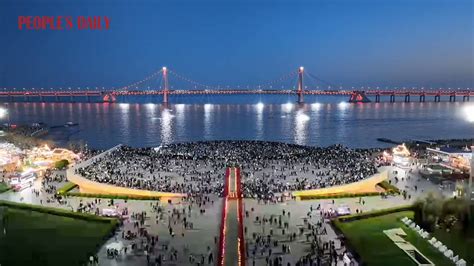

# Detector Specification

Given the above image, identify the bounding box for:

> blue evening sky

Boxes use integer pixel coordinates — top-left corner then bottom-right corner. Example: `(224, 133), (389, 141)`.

(0, 0), (472, 89)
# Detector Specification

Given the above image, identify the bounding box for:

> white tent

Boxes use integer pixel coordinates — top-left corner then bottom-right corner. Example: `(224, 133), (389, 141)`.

(336, 206), (351, 216)
(102, 208), (119, 217)
(438, 245), (447, 253)
(443, 249), (453, 259)
(106, 241), (124, 252)
(428, 237), (437, 244)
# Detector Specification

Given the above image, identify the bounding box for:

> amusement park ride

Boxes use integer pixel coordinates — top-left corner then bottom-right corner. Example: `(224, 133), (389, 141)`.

(0, 143), (80, 191)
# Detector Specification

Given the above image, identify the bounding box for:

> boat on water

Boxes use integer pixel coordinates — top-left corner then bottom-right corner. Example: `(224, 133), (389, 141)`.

(64, 122), (79, 127)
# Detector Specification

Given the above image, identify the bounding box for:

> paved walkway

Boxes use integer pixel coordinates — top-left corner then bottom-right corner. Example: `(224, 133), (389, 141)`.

(0, 160), (455, 266)
(0, 173), (221, 266)
(220, 168), (245, 266)
(224, 200), (240, 266)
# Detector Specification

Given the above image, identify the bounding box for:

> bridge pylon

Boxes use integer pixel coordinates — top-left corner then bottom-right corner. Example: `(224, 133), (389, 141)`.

(162, 67), (169, 104)
(297, 66), (304, 104)
(102, 93), (116, 103)
(349, 91), (371, 103)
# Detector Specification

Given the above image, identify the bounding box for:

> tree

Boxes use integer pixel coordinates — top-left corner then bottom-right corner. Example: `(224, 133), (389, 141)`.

(467, 204), (474, 236)
(442, 198), (468, 221)
(414, 192), (444, 232)
(415, 193), (471, 233)
(54, 159), (70, 170)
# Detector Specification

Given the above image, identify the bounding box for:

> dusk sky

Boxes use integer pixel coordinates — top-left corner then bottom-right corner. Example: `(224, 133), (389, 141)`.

(0, 0), (472, 89)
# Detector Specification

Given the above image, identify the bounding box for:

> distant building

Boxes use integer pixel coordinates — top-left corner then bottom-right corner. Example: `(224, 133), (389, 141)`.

(426, 147), (472, 172)
(388, 144), (411, 167)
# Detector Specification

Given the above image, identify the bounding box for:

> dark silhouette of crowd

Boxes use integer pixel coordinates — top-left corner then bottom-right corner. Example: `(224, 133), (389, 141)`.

(76, 141), (379, 199)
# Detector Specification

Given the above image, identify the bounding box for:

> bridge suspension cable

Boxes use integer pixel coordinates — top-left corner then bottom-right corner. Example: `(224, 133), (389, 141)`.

(304, 71), (340, 90)
(167, 68), (299, 91)
(254, 70), (297, 90)
(168, 69), (221, 90)
(119, 68), (164, 91)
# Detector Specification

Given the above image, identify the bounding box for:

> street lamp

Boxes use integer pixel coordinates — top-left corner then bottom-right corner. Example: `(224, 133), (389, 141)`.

(470, 147), (473, 197)
(0, 108), (7, 119)
(0, 105), (9, 126)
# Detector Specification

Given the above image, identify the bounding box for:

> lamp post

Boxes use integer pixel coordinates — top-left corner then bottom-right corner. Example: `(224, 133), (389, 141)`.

(468, 146), (474, 220)
(470, 146), (473, 202)
(0, 105), (8, 123)
(5, 103), (9, 125)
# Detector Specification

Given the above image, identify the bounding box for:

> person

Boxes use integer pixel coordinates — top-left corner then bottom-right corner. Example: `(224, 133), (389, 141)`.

(77, 141), (378, 199)
(208, 251), (214, 264)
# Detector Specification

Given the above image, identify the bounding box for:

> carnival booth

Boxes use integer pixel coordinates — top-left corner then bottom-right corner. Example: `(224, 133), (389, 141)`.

(27, 145), (79, 168)
(391, 144), (411, 167)
(426, 147), (471, 172)
(0, 143), (23, 172)
(7, 171), (36, 191)
(0, 142), (80, 191)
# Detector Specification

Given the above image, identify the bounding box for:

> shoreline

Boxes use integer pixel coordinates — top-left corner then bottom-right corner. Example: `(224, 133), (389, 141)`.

(86, 138), (474, 153)
(2, 128), (473, 152)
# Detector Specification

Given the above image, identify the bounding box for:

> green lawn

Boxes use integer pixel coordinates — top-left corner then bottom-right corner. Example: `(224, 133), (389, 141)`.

(432, 227), (474, 265)
(335, 211), (454, 266)
(0, 207), (116, 266)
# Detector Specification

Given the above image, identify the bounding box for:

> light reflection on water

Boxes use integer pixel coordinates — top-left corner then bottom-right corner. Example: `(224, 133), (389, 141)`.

(1, 101), (473, 149)
(464, 105), (474, 123)
(255, 103), (264, 140)
(203, 104), (214, 140)
(160, 108), (174, 144)
(294, 110), (310, 145)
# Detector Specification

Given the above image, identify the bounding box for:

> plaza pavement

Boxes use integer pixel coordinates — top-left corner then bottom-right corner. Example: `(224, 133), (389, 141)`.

(0, 161), (456, 265)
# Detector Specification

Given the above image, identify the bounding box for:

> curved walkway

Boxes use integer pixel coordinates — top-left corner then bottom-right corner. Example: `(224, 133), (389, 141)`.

(292, 171), (388, 199)
(67, 145), (184, 198)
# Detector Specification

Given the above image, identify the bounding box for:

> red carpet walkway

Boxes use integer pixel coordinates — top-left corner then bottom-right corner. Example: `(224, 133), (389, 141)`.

(218, 167), (246, 266)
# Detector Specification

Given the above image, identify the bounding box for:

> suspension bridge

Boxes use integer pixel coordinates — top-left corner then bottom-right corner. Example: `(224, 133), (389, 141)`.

(0, 67), (472, 104)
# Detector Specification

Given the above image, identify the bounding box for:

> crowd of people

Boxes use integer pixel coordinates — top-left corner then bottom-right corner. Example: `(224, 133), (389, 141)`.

(2, 137), (442, 266)
(17, 164), (220, 265)
(77, 141), (380, 200)
(244, 202), (354, 266)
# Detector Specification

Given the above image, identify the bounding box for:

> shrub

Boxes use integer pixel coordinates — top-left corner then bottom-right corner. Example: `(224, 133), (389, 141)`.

(377, 180), (400, 194)
(57, 182), (78, 195)
(0, 200), (118, 226)
(54, 159), (70, 170)
(0, 182), (11, 193)
(298, 192), (381, 200)
(335, 205), (415, 223)
(65, 192), (162, 201)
